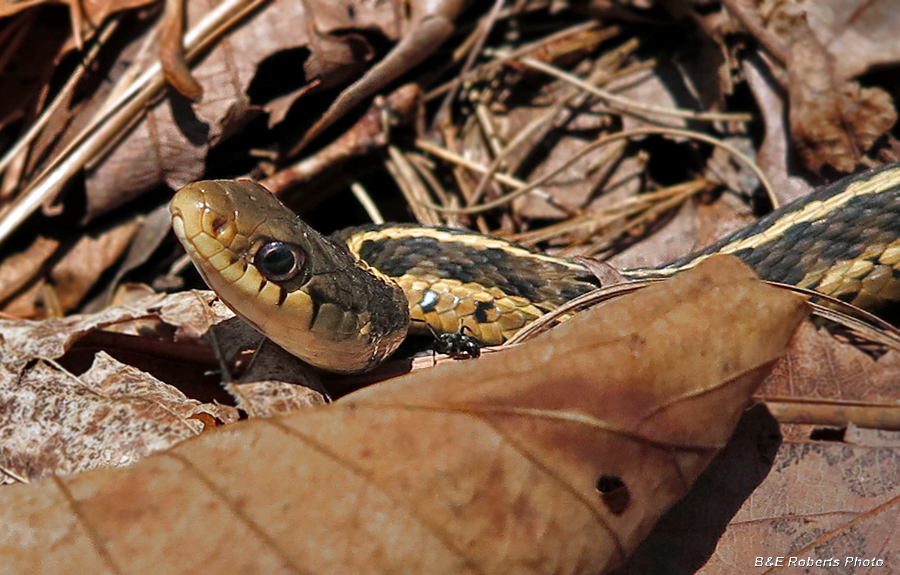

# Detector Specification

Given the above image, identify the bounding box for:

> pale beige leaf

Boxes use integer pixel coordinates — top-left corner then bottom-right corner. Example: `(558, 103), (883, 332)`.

(0, 292), (242, 482)
(0, 352), (229, 482)
(804, 0), (900, 82)
(226, 380), (327, 418)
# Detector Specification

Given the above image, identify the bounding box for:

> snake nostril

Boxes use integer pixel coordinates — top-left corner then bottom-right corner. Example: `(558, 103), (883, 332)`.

(211, 216), (229, 235)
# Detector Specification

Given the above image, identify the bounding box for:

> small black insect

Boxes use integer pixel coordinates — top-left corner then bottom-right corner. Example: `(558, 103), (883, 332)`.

(433, 325), (482, 359)
(414, 320), (482, 359)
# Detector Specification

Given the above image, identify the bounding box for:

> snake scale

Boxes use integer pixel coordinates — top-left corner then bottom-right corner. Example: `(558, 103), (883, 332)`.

(170, 162), (900, 373)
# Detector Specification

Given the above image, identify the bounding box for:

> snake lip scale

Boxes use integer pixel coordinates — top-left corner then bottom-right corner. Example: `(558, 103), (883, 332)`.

(170, 163), (900, 373)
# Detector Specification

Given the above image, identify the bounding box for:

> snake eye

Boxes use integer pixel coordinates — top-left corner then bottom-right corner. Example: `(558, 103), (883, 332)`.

(255, 241), (305, 282)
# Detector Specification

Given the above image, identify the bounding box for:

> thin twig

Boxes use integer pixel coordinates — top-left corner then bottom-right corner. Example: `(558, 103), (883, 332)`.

(576, 180), (712, 257)
(509, 180), (705, 248)
(432, 0), (511, 128)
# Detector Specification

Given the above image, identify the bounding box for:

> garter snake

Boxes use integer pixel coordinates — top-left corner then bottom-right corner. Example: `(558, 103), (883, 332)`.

(170, 162), (900, 373)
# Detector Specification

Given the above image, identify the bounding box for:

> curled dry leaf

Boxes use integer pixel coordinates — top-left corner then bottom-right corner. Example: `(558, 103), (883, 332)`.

(785, 14), (896, 174)
(0, 291), (239, 482)
(0, 255), (807, 574)
(0, 294), (167, 369)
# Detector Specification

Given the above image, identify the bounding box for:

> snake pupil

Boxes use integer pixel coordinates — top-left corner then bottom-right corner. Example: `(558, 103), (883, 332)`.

(256, 241), (305, 282)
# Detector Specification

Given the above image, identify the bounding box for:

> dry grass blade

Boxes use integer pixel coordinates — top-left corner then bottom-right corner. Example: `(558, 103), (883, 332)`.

(491, 50), (754, 123)
(509, 183), (699, 245)
(410, 126), (774, 239)
(0, 20), (119, 185)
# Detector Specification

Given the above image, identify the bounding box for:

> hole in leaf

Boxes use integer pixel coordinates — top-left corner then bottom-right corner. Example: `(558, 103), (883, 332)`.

(809, 427), (845, 442)
(596, 474), (629, 515)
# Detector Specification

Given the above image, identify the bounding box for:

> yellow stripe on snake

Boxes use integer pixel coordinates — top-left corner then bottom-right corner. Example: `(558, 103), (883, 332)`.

(170, 163), (900, 373)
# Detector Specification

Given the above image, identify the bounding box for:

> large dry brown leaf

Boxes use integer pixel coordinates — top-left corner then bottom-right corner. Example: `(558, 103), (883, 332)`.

(608, 404), (781, 575)
(614, 322), (900, 574)
(0, 255), (807, 574)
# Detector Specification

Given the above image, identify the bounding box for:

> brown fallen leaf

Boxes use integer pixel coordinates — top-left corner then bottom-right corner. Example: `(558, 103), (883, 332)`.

(49, 218), (142, 313)
(743, 56), (815, 204)
(0, 236), (59, 316)
(802, 0), (900, 84)
(0, 15), (69, 159)
(0, 255), (807, 573)
(0, 216), (141, 319)
(696, 435), (900, 574)
(0, 0), (154, 45)
(759, 321), (900, 431)
(85, 0), (465, 219)
(786, 13), (896, 174)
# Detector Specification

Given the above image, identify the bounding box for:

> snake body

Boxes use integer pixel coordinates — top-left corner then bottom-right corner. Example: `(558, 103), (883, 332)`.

(170, 163), (900, 373)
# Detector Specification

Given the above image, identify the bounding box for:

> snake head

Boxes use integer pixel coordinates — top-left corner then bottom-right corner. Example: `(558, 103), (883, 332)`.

(170, 180), (409, 373)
